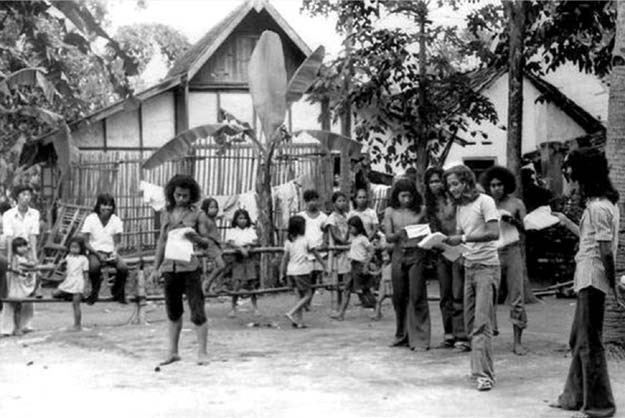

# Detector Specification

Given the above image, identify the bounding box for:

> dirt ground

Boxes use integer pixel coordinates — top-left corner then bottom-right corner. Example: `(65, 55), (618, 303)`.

(1, 283), (624, 418)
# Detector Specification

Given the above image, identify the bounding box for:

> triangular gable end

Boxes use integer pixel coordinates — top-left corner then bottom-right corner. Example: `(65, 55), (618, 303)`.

(168, 0), (311, 84)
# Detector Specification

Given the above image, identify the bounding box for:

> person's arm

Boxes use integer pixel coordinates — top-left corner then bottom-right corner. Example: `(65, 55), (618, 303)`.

(152, 220), (167, 275)
(311, 247), (327, 271)
(598, 241), (625, 308)
(552, 212), (580, 237)
(447, 220), (499, 246)
(501, 199), (526, 233)
(279, 244), (289, 281)
(383, 208), (403, 243)
(184, 212), (211, 248)
(327, 224), (348, 245)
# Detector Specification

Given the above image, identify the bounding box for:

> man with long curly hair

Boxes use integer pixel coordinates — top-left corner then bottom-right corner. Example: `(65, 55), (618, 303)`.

(151, 175), (211, 366)
(481, 165), (528, 355)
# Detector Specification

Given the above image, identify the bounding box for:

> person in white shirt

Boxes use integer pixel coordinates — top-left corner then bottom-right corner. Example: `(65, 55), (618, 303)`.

(81, 194), (128, 304)
(2, 185), (40, 330)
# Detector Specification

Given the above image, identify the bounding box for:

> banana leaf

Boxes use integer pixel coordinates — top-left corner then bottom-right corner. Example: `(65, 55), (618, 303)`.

(294, 130), (362, 156)
(0, 68), (58, 102)
(286, 46), (325, 104)
(142, 124), (244, 170)
(248, 31), (287, 141)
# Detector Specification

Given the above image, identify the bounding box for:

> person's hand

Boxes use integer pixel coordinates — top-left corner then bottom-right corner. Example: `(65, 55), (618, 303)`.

(97, 253), (107, 263)
(445, 235), (463, 246)
(240, 248), (249, 258)
(184, 229), (200, 243)
(149, 269), (161, 284)
(551, 212), (569, 225)
(614, 283), (625, 310)
(501, 214), (514, 224)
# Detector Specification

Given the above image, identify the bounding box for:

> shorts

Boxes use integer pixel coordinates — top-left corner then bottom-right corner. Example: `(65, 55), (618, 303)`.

(163, 269), (207, 325)
(288, 274), (312, 293)
(349, 261), (372, 292)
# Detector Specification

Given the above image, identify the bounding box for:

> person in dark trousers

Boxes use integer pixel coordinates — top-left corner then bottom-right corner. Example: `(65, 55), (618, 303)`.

(549, 149), (625, 418)
(81, 194), (128, 304)
(151, 175), (212, 366)
(424, 167), (468, 351)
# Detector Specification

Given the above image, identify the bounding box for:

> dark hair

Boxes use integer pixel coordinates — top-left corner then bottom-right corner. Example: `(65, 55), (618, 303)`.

(331, 191), (347, 203)
(93, 193), (116, 215)
(287, 215), (306, 241)
(347, 215), (366, 237)
(11, 236), (28, 253)
(67, 236), (86, 255)
(164, 174), (201, 211)
(481, 165), (517, 196)
(303, 189), (320, 202)
(12, 184), (33, 200)
(200, 197), (219, 216)
(444, 165), (480, 204)
(424, 166), (446, 231)
(352, 188), (370, 208)
(0, 201), (11, 215)
(567, 148), (619, 204)
(388, 178), (423, 213)
(231, 208), (252, 228)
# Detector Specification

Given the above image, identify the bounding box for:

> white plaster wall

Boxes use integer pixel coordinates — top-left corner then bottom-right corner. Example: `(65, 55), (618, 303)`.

(290, 94), (323, 130)
(142, 92), (175, 148)
(105, 108), (140, 148)
(189, 92), (218, 128)
(220, 92), (254, 125)
(73, 121), (105, 148)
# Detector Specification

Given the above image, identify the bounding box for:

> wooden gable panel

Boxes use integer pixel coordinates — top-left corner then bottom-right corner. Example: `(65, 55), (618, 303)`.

(191, 10), (306, 86)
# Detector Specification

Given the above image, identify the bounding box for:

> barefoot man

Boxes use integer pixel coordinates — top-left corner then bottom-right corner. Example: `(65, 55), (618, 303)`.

(152, 175), (211, 366)
(482, 165), (528, 355)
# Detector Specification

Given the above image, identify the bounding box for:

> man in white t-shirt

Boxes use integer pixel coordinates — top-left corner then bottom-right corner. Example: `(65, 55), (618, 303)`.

(444, 165), (500, 392)
(81, 194), (128, 304)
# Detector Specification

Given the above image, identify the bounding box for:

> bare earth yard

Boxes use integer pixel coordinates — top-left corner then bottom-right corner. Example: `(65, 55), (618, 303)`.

(1, 283), (624, 418)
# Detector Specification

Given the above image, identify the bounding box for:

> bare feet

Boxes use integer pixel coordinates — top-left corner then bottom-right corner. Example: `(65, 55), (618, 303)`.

(513, 344), (528, 356)
(71, 325), (82, 332)
(370, 312), (382, 321)
(159, 354), (181, 366)
(253, 309), (261, 317)
(197, 353), (209, 366)
(13, 329), (23, 337)
(571, 412), (590, 418)
(285, 313), (298, 327)
(329, 311), (344, 321)
(227, 309), (237, 318)
(548, 401), (562, 409)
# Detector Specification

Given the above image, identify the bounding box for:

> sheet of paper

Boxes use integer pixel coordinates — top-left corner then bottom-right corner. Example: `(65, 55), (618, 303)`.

(524, 206), (560, 231)
(404, 224), (431, 240)
(164, 227), (194, 262)
(417, 232), (447, 249)
(440, 243), (468, 262)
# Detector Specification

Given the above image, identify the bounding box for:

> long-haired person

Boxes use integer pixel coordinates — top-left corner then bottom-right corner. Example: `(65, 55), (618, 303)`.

(549, 149), (624, 418)
(444, 165), (500, 391)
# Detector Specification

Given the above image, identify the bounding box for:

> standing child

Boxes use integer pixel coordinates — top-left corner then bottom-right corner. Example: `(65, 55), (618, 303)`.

(297, 189), (328, 307)
(372, 249), (392, 320)
(200, 198), (226, 294)
(325, 191), (353, 308)
(331, 216), (375, 320)
(52, 237), (89, 330)
(1, 237), (36, 336)
(225, 209), (259, 317)
(280, 215), (327, 328)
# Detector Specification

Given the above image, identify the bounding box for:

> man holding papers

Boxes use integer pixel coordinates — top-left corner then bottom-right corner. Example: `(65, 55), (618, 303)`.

(444, 165), (500, 392)
(152, 175), (212, 366)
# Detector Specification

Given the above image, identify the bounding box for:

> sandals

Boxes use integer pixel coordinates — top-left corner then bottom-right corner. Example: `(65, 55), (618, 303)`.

(476, 377), (494, 391)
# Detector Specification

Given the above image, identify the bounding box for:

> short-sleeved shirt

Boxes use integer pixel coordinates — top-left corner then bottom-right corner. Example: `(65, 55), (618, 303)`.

(325, 211), (350, 274)
(284, 236), (313, 276)
(349, 235), (373, 262)
(574, 198), (620, 294)
(225, 226), (257, 247)
(297, 211), (328, 249)
(348, 208), (379, 238)
(3, 206), (40, 239)
(81, 213), (123, 253)
(456, 194), (500, 266)
(58, 254), (89, 294)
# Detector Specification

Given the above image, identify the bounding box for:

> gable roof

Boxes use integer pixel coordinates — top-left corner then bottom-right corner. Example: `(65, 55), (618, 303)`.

(468, 67), (605, 133)
(167, 0), (311, 80)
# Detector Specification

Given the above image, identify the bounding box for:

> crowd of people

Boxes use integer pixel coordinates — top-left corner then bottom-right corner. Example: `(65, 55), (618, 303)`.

(0, 149), (623, 415)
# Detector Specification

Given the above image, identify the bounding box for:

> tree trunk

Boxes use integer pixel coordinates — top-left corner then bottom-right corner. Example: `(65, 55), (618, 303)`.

(255, 150), (276, 288)
(603, 0), (625, 352)
(504, 0), (525, 200)
(415, 1), (428, 194)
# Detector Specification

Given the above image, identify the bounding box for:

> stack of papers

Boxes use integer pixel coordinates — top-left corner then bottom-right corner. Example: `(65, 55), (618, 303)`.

(417, 232), (468, 262)
(417, 232), (447, 249)
(524, 206), (560, 231)
(405, 224), (431, 239)
(164, 227), (195, 262)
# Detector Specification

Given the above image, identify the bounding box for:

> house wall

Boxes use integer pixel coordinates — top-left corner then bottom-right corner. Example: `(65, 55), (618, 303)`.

(142, 92), (175, 148)
(445, 73), (587, 168)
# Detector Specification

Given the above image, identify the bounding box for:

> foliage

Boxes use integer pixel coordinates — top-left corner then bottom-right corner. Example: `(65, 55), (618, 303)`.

(302, 0), (498, 173)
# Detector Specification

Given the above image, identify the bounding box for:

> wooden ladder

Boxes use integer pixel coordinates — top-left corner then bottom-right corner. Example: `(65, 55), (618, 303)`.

(38, 203), (92, 283)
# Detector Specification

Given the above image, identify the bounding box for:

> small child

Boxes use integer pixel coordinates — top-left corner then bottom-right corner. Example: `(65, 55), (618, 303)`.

(52, 237), (89, 330)
(372, 249), (392, 321)
(331, 216), (374, 320)
(225, 208), (259, 317)
(1, 237), (36, 336)
(200, 198), (227, 294)
(280, 215), (326, 328)
(324, 191), (352, 307)
(297, 189), (328, 308)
